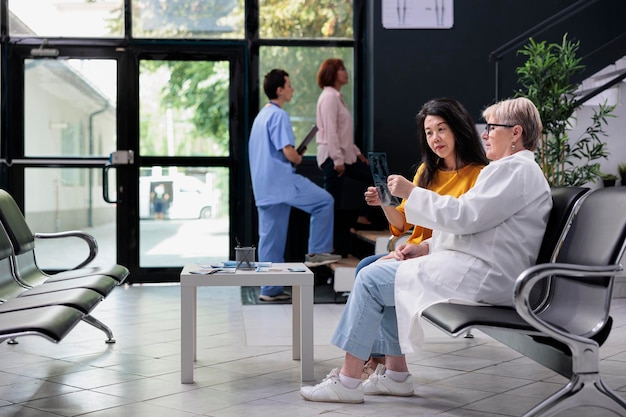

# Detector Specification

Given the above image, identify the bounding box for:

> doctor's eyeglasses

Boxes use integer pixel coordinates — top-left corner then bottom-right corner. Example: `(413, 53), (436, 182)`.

(484, 123), (515, 134)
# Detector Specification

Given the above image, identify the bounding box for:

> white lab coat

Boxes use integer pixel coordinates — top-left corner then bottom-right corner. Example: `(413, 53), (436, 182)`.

(394, 150), (552, 353)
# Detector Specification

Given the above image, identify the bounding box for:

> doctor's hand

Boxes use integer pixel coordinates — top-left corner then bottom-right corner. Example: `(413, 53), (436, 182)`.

(364, 186), (382, 206)
(387, 174), (415, 199)
(393, 242), (429, 261)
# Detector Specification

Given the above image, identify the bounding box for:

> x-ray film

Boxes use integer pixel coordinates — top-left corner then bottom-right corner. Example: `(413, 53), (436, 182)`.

(368, 152), (401, 207)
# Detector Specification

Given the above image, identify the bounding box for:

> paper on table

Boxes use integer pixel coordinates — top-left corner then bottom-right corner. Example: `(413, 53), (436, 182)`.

(190, 266), (236, 274)
(207, 261), (272, 268)
(256, 267), (289, 272)
(189, 268), (220, 274)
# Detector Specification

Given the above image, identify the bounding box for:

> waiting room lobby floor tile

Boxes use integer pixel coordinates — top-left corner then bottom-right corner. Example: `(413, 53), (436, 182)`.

(1, 284), (625, 417)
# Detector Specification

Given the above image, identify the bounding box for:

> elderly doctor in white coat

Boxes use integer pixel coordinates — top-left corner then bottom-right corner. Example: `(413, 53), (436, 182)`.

(300, 97), (552, 404)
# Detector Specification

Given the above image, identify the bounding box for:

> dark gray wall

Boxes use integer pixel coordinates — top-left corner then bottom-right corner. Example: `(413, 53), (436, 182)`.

(365, 0), (626, 178)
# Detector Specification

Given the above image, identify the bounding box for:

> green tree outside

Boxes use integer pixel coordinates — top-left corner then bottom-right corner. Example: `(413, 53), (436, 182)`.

(135, 1), (354, 217)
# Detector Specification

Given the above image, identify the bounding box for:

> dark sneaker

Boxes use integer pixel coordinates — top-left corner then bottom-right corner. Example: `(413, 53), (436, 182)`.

(258, 292), (291, 302)
(304, 253), (342, 267)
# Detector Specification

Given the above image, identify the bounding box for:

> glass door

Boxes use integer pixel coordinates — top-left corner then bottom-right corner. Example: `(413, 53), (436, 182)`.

(6, 0), (127, 271)
(134, 53), (245, 280)
(21, 58), (119, 270)
(7, 51), (246, 282)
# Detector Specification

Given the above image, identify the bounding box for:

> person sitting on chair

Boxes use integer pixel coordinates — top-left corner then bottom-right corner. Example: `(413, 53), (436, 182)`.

(300, 97), (552, 403)
(357, 97), (489, 378)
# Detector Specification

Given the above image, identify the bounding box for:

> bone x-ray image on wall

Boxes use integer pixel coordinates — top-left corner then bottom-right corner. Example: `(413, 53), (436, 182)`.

(382, 0), (454, 29)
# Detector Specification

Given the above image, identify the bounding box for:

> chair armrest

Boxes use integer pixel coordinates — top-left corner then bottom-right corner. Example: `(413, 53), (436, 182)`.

(513, 262), (623, 373)
(34, 231), (98, 270)
(387, 230), (412, 252)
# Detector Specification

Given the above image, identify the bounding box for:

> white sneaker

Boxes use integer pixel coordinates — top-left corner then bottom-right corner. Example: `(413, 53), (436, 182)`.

(363, 364), (414, 396)
(300, 368), (364, 403)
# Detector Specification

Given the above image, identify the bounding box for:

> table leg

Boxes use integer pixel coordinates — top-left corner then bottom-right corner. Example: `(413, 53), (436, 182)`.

(292, 285), (301, 360)
(300, 283), (314, 381)
(192, 286), (197, 361)
(181, 285), (196, 383)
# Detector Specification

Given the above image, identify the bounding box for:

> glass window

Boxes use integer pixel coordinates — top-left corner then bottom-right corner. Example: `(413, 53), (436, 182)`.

(25, 167), (116, 270)
(139, 166), (229, 267)
(140, 60), (230, 157)
(9, 0), (124, 38)
(24, 59), (117, 158)
(260, 0), (353, 39)
(132, 0), (244, 39)
(259, 47), (353, 156)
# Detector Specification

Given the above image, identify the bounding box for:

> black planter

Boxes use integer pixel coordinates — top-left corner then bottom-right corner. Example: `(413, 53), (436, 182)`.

(603, 179), (616, 187)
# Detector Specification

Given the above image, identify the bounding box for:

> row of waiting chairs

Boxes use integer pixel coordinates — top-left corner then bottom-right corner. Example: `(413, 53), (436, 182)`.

(0, 189), (129, 345)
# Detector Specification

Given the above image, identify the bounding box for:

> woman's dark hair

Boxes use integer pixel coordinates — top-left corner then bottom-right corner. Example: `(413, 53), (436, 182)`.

(316, 58), (345, 89)
(416, 98), (489, 188)
(263, 69), (289, 100)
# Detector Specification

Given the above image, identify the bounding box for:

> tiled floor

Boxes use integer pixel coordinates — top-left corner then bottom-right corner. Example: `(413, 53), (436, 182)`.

(1, 284), (626, 417)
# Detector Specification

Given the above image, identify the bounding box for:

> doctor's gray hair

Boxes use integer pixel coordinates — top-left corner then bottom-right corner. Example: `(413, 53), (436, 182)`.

(482, 97), (542, 151)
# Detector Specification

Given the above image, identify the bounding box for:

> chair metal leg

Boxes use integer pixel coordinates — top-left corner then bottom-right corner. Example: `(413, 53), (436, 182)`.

(82, 315), (116, 344)
(523, 373), (626, 417)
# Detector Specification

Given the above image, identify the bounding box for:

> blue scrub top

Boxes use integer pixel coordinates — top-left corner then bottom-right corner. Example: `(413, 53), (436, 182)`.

(248, 103), (299, 206)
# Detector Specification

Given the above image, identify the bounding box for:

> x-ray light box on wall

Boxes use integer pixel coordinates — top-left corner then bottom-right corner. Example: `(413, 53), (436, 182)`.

(382, 0), (454, 29)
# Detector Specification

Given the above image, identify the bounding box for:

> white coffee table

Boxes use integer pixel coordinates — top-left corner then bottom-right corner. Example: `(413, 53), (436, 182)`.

(180, 262), (315, 383)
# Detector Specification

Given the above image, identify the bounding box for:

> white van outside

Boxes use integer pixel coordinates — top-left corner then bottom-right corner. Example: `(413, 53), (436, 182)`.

(139, 174), (214, 219)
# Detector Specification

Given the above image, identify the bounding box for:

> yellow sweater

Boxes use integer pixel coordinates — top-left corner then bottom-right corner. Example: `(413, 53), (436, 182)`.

(390, 163), (484, 245)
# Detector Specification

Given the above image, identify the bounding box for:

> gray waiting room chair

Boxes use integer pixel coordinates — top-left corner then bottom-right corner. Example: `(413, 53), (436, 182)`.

(423, 186), (626, 417)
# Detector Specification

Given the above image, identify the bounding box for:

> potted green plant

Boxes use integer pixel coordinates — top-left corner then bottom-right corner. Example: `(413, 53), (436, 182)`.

(600, 173), (618, 187)
(618, 163), (626, 186)
(515, 34), (616, 187)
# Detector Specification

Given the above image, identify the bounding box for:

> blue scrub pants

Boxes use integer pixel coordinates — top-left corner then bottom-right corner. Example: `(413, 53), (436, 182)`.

(257, 176), (334, 297)
(331, 259), (404, 360)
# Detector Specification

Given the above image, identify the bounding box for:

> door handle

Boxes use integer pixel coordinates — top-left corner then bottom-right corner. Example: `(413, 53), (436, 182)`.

(102, 164), (119, 203)
(103, 150), (134, 203)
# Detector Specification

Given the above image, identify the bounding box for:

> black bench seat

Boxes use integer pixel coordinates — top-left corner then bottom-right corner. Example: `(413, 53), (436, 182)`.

(0, 189), (129, 287)
(421, 186), (626, 417)
(0, 305), (84, 344)
(0, 288), (103, 314)
(0, 189), (129, 345)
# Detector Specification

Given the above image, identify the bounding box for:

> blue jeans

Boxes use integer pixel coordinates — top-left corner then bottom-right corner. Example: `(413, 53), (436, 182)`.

(355, 253), (386, 276)
(356, 253), (389, 359)
(331, 259), (403, 360)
